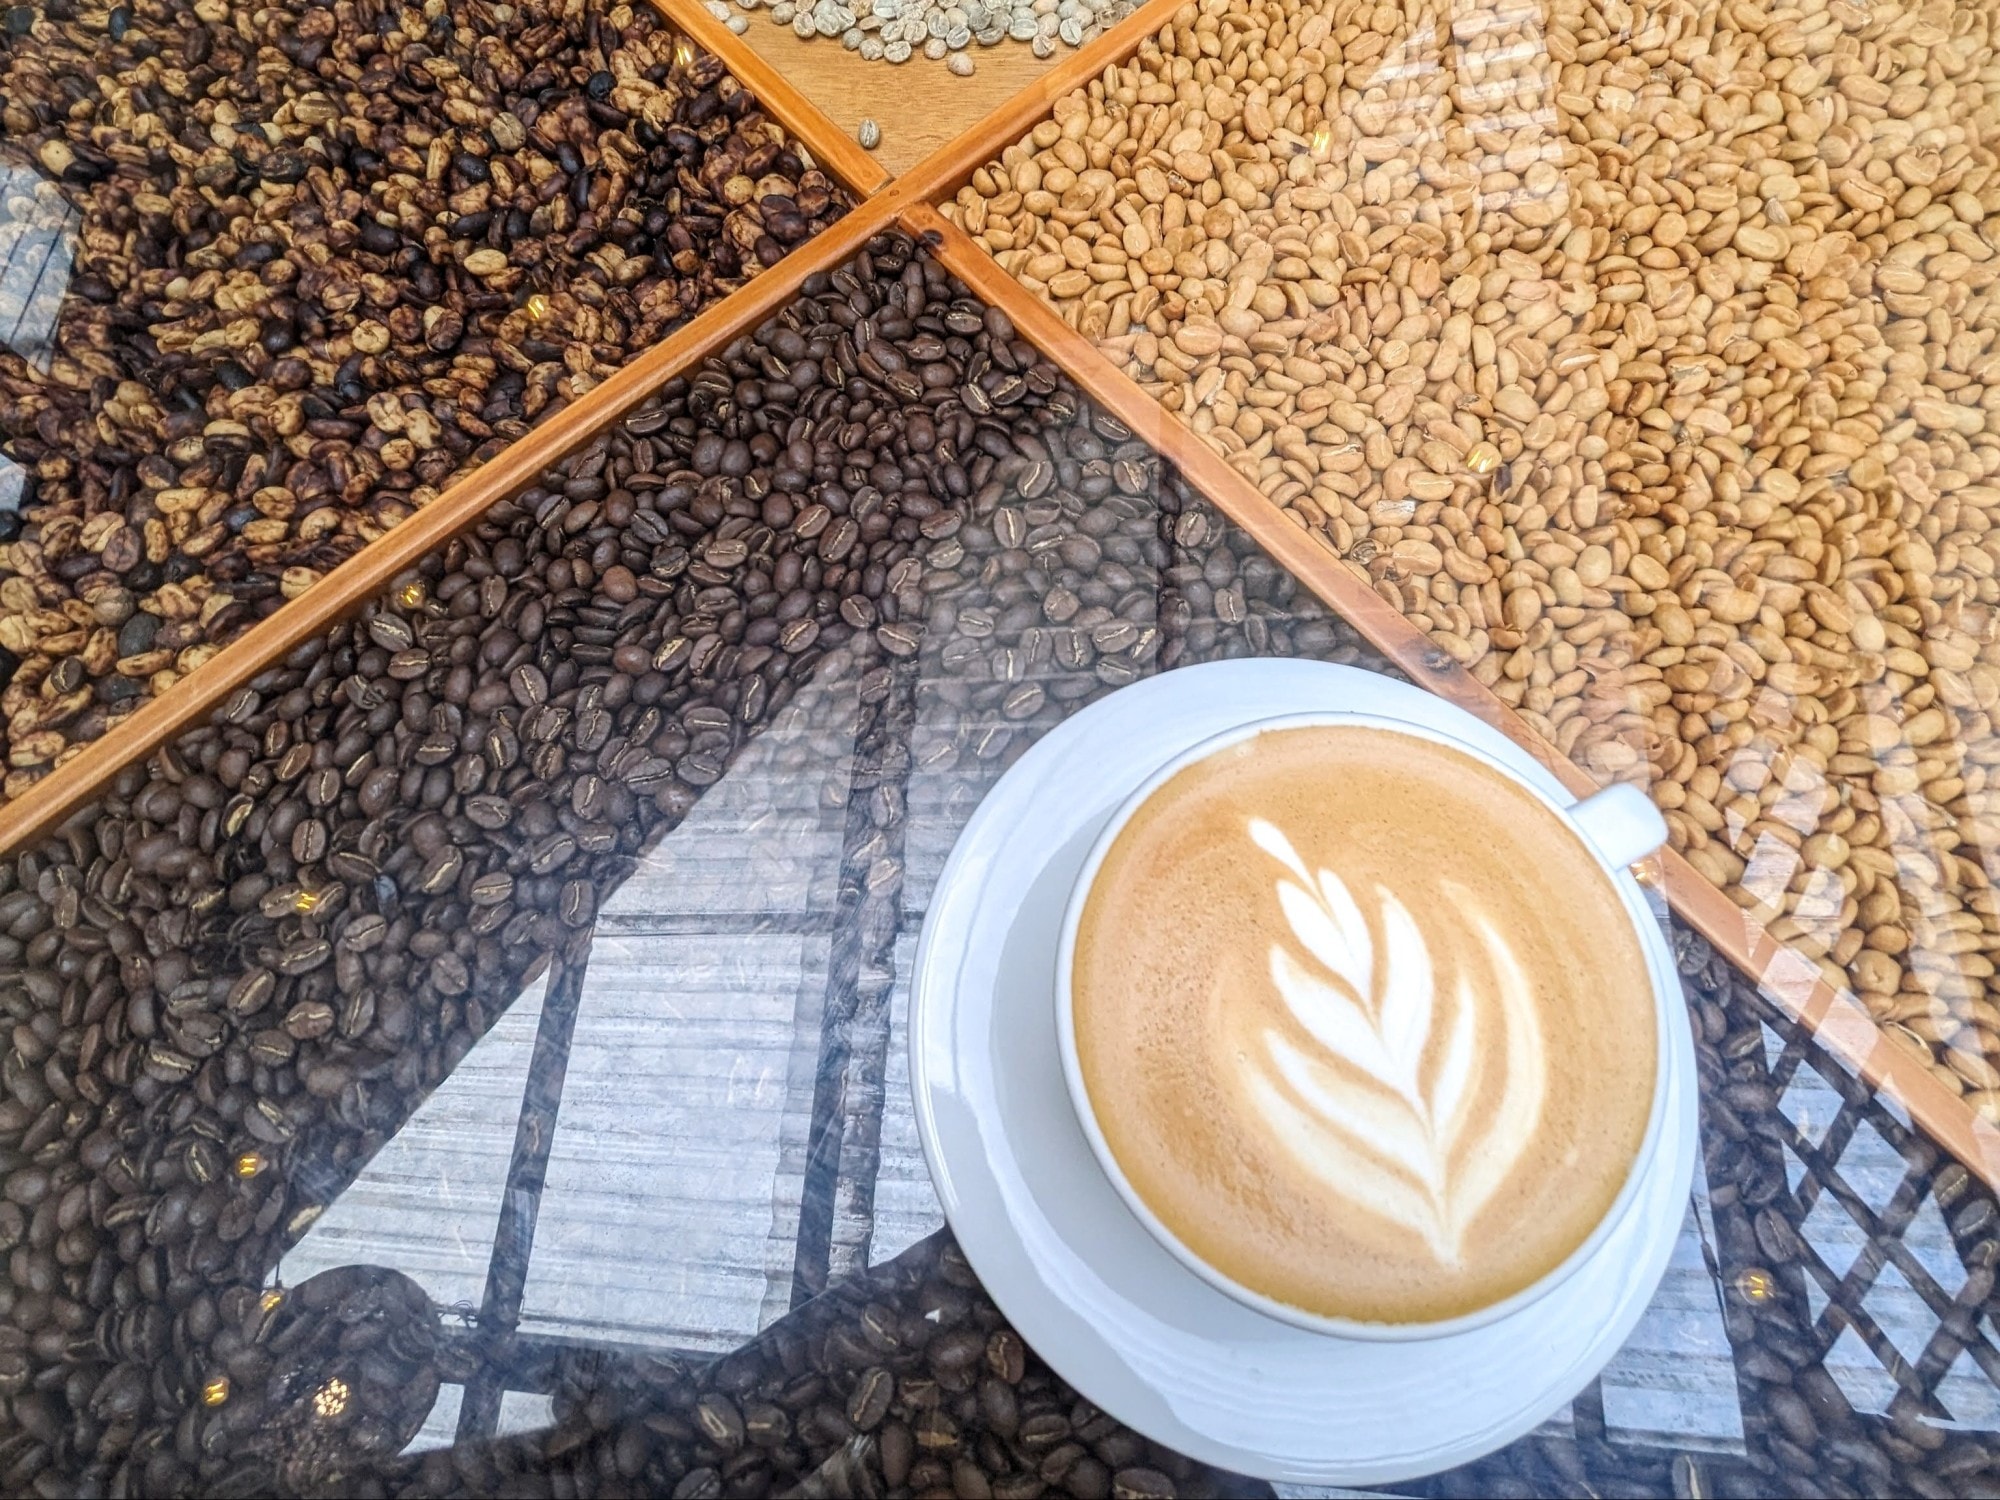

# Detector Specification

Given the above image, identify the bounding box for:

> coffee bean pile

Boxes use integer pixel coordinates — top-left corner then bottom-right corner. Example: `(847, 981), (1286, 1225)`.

(0, 0), (848, 797)
(1690, 938), (2000, 1500)
(233, 930), (2000, 1500)
(6, 215), (1992, 1498)
(209, 1265), (440, 1495)
(901, 428), (1364, 790)
(363, 1235), (1262, 1500)
(945, 0), (2000, 1116)
(242, 932), (2000, 1500)
(0, 226), (1383, 1495)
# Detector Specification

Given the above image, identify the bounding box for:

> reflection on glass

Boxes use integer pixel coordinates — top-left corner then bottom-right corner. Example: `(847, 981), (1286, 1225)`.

(0, 452), (25, 526)
(0, 157), (77, 373)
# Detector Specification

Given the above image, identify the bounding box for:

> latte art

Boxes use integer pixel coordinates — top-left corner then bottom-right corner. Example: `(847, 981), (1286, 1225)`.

(1244, 819), (1546, 1266)
(1071, 724), (1658, 1325)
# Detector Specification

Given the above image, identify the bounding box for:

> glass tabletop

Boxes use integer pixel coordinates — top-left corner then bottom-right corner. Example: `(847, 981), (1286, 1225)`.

(0, 223), (1995, 1500)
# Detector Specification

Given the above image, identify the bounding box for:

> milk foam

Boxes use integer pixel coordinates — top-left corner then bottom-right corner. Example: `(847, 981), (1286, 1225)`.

(1244, 815), (1546, 1264)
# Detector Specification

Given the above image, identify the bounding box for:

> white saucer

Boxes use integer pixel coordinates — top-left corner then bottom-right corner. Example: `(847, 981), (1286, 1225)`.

(908, 660), (1699, 1485)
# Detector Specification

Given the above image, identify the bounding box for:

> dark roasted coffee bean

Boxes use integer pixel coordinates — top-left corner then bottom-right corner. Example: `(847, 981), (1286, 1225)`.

(696, 1393), (745, 1452)
(676, 750), (722, 786)
(469, 872), (515, 906)
(417, 847), (464, 895)
(283, 1001), (336, 1041)
(1020, 1414), (1070, 1451)
(1040, 1442), (1089, 1484)
(916, 1408), (959, 1452)
(277, 937), (332, 975)
(977, 1376), (1019, 1434)
(986, 1330), (1026, 1384)
(847, 1367), (894, 1431)
(1112, 1472), (1168, 1500)
(1001, 685), (1045, 720)
(510, 663), (550, 707)
(340, 913), (388, 951)
(227, 968), (276, 1016)
(529, 833), (578, 875)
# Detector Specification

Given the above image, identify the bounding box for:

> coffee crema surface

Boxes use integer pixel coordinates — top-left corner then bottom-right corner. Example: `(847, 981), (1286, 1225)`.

(1071, 725), (1658, 1324)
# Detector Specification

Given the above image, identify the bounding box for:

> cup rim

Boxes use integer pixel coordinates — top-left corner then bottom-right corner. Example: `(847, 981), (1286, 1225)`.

(1053, 709), (1677, 1343)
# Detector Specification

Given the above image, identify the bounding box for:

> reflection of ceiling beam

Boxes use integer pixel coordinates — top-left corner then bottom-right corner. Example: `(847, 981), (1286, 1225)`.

(279, 972), (551, 1316)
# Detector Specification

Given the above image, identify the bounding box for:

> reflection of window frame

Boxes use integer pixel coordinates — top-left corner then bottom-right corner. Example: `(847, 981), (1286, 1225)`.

(0, 453), (25, 520)
(0, 157), (81, 374)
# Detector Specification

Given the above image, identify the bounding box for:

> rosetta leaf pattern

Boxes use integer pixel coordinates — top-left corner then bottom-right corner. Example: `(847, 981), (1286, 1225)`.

(1243, 818), (1547, 1265)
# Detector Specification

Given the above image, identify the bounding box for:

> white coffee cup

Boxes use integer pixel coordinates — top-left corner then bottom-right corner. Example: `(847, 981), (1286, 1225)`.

(1053, 709), (1678, 1342)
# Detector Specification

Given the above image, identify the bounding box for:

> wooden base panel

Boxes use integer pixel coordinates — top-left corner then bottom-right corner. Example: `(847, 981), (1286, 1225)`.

(724, 14), (1065, 180)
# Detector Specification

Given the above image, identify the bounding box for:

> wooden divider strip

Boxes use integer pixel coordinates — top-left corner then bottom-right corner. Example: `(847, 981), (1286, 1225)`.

(0, 200), (905, 857)
(648, 0), (892, 198)
(904, 201), (2000, 1189)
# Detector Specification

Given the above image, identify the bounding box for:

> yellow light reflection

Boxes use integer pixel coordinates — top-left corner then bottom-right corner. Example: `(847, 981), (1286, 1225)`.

(313, 1378), (351, 1421)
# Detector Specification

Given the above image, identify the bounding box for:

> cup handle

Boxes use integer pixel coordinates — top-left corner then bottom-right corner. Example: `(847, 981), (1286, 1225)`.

(1569, 783), (1668, 870)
